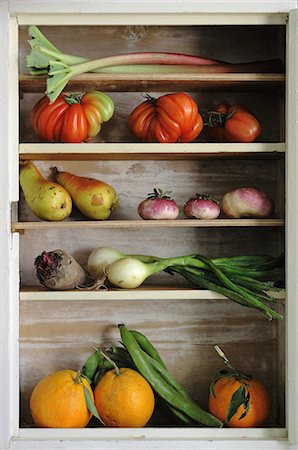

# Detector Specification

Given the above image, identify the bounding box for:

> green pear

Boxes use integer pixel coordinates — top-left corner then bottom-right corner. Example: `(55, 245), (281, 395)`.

(52, 167), (118, 220)
(20, 161), (72, 221)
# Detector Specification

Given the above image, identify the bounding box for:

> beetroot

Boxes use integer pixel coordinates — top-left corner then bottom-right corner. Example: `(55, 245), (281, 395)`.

(34, 249), (86, 290)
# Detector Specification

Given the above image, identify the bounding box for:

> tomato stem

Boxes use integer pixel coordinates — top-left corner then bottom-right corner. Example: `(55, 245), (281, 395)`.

(204, 108), (236, 128)
(64, 93), (82, 105)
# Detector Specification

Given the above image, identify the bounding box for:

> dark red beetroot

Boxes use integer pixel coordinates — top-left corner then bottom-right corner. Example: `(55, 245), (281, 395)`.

(184, 194), (220, 220)
(138, 188), (179, 220)
(34, 249), (86, 290)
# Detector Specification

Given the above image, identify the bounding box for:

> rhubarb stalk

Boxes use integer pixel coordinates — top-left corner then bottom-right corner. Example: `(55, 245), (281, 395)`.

(26, 26), (223, 103)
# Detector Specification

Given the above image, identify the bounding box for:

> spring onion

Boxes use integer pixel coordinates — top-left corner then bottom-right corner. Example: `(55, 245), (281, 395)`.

(87, 246), (283, 320)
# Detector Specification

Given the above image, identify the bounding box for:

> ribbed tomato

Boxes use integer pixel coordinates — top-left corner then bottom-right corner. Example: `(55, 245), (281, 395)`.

(128, 93), (203, 143)
(206, 103), (261, 143)
(30, 91), (114, 143)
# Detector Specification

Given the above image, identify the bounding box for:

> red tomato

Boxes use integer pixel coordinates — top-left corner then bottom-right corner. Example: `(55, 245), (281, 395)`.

(128, 93), (203, 143)
(30, 92), (114, 143)
(206, 103), (261, 143)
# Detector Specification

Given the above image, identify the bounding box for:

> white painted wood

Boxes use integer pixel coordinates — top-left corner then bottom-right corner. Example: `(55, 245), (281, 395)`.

(17, 427), (287, 441)
(19, 288), (227, 301)
(15, 12), (288, 26)
(19, 287), (285, 301)
(7, 437), (293, 450)
(9, 17), (19, 202)
(285, 8), (298, 447)
(1, 4), (294, 450)
(0, 3), (11, 448)
(19, 143), (286, 156)
(0, 3), (20, 450)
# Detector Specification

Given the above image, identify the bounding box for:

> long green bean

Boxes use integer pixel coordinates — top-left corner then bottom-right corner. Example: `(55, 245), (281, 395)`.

(119, 324), (223, 427)
(130, 330), (167, 370)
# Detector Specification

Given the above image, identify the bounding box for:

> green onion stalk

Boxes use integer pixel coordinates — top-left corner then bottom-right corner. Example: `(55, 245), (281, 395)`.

(86, 247), (284, 321)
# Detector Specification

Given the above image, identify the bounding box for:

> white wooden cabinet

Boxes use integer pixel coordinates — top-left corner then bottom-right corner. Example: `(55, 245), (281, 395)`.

(1, 1), (298, 450)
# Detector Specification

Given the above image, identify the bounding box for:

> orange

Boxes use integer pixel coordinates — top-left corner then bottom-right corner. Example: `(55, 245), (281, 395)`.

(94, 367), (155, 427)
(30, 369), (93, 428)
(208, 375), (270, 427)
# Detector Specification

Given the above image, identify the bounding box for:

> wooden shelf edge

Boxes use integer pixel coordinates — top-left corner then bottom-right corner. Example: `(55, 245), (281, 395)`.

(17, 426), (287, 440)
(19, 288), (230, 301)
(20, 286), (286, 302)
(19, 142), (286, 160)
(19, 72), (285, 94)
(12, 218), (285, 233)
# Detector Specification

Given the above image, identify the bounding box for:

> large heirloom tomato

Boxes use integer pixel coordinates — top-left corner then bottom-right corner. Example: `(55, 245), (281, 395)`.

(128, 93), (203, 143)
(206, 103), (261, 143)
(30, 91), (114, 143)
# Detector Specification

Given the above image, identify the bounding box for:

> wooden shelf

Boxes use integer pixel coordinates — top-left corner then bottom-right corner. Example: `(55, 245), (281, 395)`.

(20, 286), (286, 302)
(19, 143), (286, 161)
(20, 287), (227, 301)
(19, 72), (285, 94)
(12, 218), (285, 233)
(18, 427), (287, 441)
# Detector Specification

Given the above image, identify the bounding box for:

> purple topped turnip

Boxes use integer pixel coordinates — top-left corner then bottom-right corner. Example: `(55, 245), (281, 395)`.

(184, 194), (220, 220)
(138, 188), (179, 220)
(222, 187), (274, 219)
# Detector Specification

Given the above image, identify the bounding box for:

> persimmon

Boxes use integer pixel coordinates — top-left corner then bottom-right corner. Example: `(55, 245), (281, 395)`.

(30, 369), (93, 428)
(208, 346), (270, 428)
(94, 367), (155, 427)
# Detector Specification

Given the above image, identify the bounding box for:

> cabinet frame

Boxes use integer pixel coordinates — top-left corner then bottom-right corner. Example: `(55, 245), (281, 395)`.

(1, 3), (298, 450)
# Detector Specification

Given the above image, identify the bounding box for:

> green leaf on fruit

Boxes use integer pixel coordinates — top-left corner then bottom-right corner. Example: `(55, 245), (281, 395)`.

(83, 385), (105, 426)
(226, 384), (249, 423)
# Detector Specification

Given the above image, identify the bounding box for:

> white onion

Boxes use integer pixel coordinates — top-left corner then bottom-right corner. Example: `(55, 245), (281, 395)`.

(106, 257), (150, 289)
(87, 247), (124, 279)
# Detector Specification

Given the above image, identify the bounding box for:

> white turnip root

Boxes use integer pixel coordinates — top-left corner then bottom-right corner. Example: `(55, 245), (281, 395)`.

(138, 188), (179, 220)
(34, 249), (86, 290)
(222, 188), (274, 218)
(184, 194), (220, 220)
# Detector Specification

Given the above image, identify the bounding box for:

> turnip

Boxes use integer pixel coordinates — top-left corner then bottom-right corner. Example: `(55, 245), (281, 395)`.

(184, 194), (220, 220)
(138, 188), (179, 220)
(222, 188), (274, 219)
(34, 249), (86, 290)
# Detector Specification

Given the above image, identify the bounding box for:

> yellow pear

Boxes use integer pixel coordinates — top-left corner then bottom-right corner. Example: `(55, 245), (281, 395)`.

(52, 167), (118, 220)
(20, 161), (72, 221)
